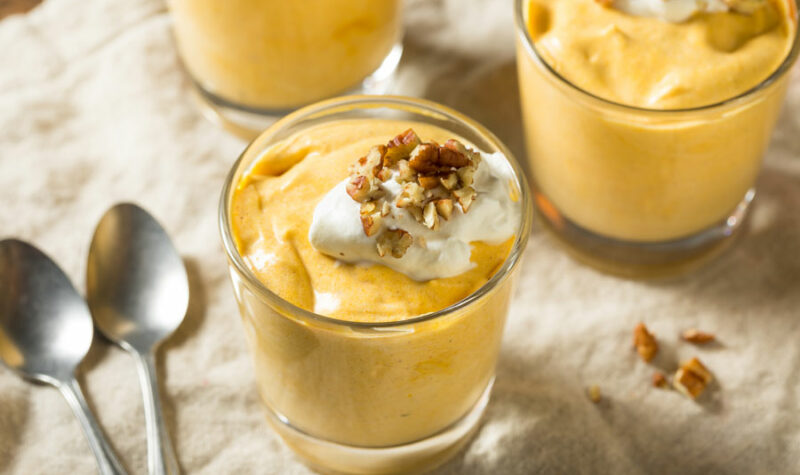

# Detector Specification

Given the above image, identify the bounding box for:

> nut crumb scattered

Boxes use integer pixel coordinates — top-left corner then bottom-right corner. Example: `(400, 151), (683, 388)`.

(633, 322), (658, 362)
(652, 372), (668, 389)
(681, 329), (715, 344)
(587, 385), (602, 403)
(673, 357), (713, 399)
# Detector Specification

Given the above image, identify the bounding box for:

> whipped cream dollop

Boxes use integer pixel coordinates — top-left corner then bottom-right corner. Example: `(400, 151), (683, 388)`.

(309, 149), (520, 281)
(610, 0), (729, 22)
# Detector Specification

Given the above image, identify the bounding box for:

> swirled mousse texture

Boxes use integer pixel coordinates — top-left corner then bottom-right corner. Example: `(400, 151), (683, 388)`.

(231, 120), (519, 322)
(526, 0), (795, 108)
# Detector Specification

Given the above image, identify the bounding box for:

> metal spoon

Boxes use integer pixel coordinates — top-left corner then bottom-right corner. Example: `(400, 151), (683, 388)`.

(86, 203), (188, 475)
(0, 239), (127, 475)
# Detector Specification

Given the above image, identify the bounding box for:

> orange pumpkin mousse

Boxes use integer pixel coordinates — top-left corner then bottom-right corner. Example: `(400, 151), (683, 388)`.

(231, 121), (521, 321)
(518, 0), (797, 242)
(227, 119), (524, 455)
(170, 0), (402, 110)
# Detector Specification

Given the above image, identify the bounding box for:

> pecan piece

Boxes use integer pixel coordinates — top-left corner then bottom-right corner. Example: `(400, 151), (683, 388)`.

(443, 138), (468, 155)
(359, 201), (383, 236)
(360, 213), (382, 237)
(633, 322), (658, 362)
(395, 159), (414, 183)
(380, 200), (391, 217)
(438, 146), (471, 169)
(376, 229), (413, 258)
(423, 201), (440, 230)
(673, 357), (713, 399)
(652, 372), (668, 389)
(408, 144), (441, 174)
(454, 186), (476, 213)
(384, 129), (421, 167)
(440, 172), (458, 190)
(418, 175), (440, 190)
(457, 166), (476, 187)
(681, 329), (715, 344)
(435, 198), (454, 220)
(395, 182), (425, 209)
(351, 145), (386, 177)
(346, 176), (369, 202)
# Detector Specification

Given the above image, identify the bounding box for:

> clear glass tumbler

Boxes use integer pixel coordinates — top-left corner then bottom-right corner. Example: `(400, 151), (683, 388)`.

(515, 0), (800, 277)
(169, 1), (404, 136)
(219, 96), (532, 474)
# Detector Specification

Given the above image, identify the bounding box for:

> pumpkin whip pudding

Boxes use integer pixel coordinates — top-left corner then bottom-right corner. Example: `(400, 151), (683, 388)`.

(169, 0), (403, 132)
(516, 0), (799, 276)
(220, 97), (531, 474)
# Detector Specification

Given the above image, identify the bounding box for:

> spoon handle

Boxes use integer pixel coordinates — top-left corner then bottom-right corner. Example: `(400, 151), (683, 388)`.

(134, 351), (181, 475)
(59, 378), (128, 475)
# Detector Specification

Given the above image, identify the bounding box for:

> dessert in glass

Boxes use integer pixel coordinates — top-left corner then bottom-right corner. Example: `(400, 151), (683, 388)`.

(219, 96), (532, 474)
(169, 0), (403, 135)
(515, 0), (800, 276)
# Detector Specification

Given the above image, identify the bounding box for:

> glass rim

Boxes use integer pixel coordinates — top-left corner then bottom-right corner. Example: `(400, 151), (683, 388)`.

(514, 0), (800, 114)
(218, 95), (533, 329)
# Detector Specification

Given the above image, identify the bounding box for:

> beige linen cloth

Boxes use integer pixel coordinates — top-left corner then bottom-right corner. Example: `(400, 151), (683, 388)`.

(1, 0), (800, 473)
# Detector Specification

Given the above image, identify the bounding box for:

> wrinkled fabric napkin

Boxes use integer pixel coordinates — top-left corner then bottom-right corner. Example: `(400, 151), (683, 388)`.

(1, 0), (799, 473)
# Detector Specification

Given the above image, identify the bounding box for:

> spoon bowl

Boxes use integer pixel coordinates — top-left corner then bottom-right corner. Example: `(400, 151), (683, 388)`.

(87, 203), (188, 475)
(87, 204), (189, 352)
(0, 239), (93, 383)
(0, 239), (127, 475)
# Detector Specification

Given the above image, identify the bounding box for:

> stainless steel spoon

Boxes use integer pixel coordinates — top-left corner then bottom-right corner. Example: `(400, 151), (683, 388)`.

(0, 239), (127, 475)
(87, 203), (188, 475)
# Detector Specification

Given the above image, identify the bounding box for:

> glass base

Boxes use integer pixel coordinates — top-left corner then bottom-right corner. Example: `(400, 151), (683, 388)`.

(536, 189), (755, 279)
(263, 378), (493, 475)
(190, 42), (404, 140)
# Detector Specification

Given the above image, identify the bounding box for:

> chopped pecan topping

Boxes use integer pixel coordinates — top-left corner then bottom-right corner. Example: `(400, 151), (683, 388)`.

(359, 202), (383, 237)
(438, 146), (472, 169)
(633, 322), (658, 362)
(380, 200), (391, 217)
(453, 186), (476, 213)
(444, 138), (468, 154)
(346, 175), (369, 201)
(652, 372), (668, 388)
(435, 199), (454, 220)
(418, 175), (441, 190)
(396, 182), (425, 209)
(408, 144), (441, 174)
(396, 160), (414, 182)
(673, 357), (713, 399)
(422, 202), (439, 230)
(457, 166), (476, 187)
(376, 229), (413, 258)
(681, 329), (715, 344)
(344, 129), (482, 258)
(408, 143), (471, 175)
(384, 129), (421, 167)
(440, 172), (458, 190)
